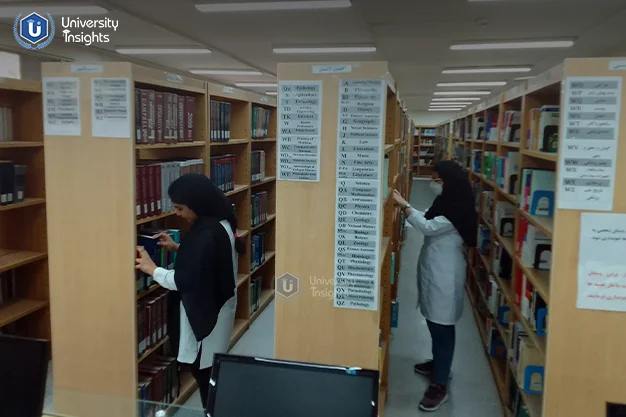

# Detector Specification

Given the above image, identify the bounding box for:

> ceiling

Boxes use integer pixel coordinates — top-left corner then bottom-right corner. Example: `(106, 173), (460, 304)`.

(1, 0), (626, 113)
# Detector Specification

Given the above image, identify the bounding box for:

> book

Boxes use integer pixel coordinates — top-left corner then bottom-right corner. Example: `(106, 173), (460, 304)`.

(210, 154), (236, 192)
(185, 96), (196, 142)
(251, 150), (266, 184)
(528, 106), (559, 152)
(520, 169), (555, 217)
(251, 191), (269, 227)
(0, 161), (15, 205)
(155, 92), (165, 144)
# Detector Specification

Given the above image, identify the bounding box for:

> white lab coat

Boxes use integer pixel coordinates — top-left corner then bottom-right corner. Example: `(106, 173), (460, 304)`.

(406, 209), (466, 325)
(152, 219), (237, 369)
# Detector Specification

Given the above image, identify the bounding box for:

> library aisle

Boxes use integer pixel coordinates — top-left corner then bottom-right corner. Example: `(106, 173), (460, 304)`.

(179, 179), (501, 417)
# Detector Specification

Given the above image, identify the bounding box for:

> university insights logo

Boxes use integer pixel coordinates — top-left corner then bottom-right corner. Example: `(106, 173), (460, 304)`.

(14, 12), (55, 50)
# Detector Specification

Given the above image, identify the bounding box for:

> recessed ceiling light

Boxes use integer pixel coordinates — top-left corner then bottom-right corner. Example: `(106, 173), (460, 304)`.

(273, 46), (376, 54)
(451, 40), (574, 50)
(429, 108), (463, 112)
(266, 91), (278, 96)
(434, 91), (491, 96)
(116, 47), (211, 55)
(514, 76), (534, 81)
(442, 67), (531, 74)
(437, 81), (506, 87)
(0, 6), (107, 17)
(235, 82), (278, 88)
(432, 97), (481, 102)
(190, 69), (263, 76)
(195, 1), (351, 12)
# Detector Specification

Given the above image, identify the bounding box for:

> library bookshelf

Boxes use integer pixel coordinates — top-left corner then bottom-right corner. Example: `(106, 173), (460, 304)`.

(273, 61), (413, 416)
(412, 125), (437, 178)
(42, 62), (277, 417)
(0, 78), (50, 345)
(437, 57), (626, 417)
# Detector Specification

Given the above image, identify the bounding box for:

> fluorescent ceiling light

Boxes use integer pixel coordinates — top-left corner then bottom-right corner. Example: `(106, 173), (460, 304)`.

(266, 91), (278, 96)
(437, 81), (506, 87)
(190, 69), (263, 76)
(429, 108), (463, 112)
(196, 1), (350, 12)
(273, 46), (376, 54)
(116, 48), (211, 55)
(432, 97), (481, 102)
(434, 91), (491, 96)
(451, 40), (574, 50)
(0, 6), (107, 17)
(430, 103), (471, 107)
(235, 82), (278, 88)
(514, 76), (534, 81)
(442, 67), (531, 74)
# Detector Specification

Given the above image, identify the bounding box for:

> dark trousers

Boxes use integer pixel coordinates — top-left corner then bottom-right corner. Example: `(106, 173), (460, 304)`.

(190, 345), (212, 411)
(426, 320), (456, 385)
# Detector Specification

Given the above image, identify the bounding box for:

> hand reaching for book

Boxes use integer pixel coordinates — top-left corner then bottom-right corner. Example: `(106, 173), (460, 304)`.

(136, 246), (157, 276)
(153, 232), (179, 252)
(392, 189), (407, 207)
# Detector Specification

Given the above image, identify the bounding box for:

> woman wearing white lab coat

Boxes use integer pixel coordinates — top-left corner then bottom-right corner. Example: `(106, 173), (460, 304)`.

(393, 160), (477, 412)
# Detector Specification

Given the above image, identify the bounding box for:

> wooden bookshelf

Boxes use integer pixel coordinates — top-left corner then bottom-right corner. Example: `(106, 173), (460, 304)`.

(412, 125), (437, 178)
(273, 61), (412, 416)
(0, 79), (50, 345)
(43, 62), (276, 417)
(437, 57), (626, 417)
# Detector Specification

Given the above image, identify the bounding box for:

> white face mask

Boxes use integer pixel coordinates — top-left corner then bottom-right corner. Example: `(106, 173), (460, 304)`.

(430, 181), (443, 196)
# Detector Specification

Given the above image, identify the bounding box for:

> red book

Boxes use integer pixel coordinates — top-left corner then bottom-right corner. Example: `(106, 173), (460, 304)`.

(140, 89), (149, 144)
(155, 92), (164, 144)
(140, 165), (149, 218)
(177, 95), (185, 142)
(164, 93), (173, 143)
(171, 94), (179, 143)
(147, 90), (156, 144)
(153, 164), (162, 215)
(135, 165), (142, 219)
(185, 96), (196, 141)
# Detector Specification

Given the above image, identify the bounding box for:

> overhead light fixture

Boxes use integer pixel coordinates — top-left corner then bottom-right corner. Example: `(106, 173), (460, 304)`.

(266, 91), (278, 96)
(451, 40), (574, 51)
(514, 76), (534, 81)
(273, 46), (376, 54)
(0, 5), (108, 17)
(434, 91), (491, 96)
(432, 97), (481, 102)
(437, 81), (506, 87)
(195, 1), (351, 12)
(116, 47), (211, 55)
(430, 103), (471, 107)
(442, 67), (531, 74)
(235, 82), (278, 88)
(428, 108), (463, 112)
(190, 69), (263, 76)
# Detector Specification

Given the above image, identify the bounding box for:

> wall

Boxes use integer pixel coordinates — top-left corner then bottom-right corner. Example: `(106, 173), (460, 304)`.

(409, 111), (448, 127)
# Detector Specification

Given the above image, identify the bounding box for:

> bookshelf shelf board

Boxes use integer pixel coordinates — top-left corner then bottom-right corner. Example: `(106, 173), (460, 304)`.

(135, 141), (206, 150)
(0, 78), (41, 93)
(136, 284), (162, 301)
(136, 211), (175, 226)
(251, 213), (277, 232)
(225, 184), (249, 197)
(251, 289), (274, 322)
(501, 142), (521, 149)
(516, 255), (550, 302)
(523, 150), (558, 162)
(251, 251), (276, 275)
(384, 144), (394, 154)
(494, 233), (515, 257)
(520, 211), (553, 238)
(138, 335), (170, 363)
(482, 175), (498, 189)
(236, 273), (249, 288)
(210, 138), (250, 146)
(0, 299), (48, 328)
(499, 189), (518, 205)
(479, 252), (492, 274)
(252, 138), (277, 143)
(237, 229), (250, 238)
(0, 250), (47, 274)
(484, 141), (498, 147)
(495, 274), (515, 305)
(0, 198), (45, 211)
(0, 141), (44, 149)
(230, 318), (248, 347)
(252, 176), (276, 188)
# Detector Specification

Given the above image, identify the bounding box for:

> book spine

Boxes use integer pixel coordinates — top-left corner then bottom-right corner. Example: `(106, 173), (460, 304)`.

(140, 89), (149, 144)
(154, 164), (162, 214)
(164, 93), (172, 144)
(147, 90), (156, 143)
(171, 94), (179, 143)
(155, 92), (164, 144)
(135, 88), (142, 144)
(135, 166), (142, 219)
(225, 102), (231, 140)
(210, 100), (215, 142)
(186, 96), (195, 142)
(140, 165), (148, 218)
(177, 95), (185, 142)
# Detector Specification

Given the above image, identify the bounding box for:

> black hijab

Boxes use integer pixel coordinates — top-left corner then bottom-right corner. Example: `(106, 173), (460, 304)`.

(425, 160), (478, 247)
(168, 173), (238, 343)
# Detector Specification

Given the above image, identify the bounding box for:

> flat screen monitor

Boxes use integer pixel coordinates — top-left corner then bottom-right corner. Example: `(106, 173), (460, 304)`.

(207, 354), (379, 417)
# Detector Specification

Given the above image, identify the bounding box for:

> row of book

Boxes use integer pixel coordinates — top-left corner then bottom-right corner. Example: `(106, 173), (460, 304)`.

(518, 217), (552, 271)
(519, 168), (555, 217)
(528, 106), (559, 153)
(515, 270), (548, 337)
(251, 191), (270, 227)
(0, 270), (16, 306)
(495, 152), (519, 196)
(500, 111), (521, 143)
(510, 322), (544, 396)
(137, 289), (169, 358)
(252, 106), (272, 139)
(134, 88), (196, 144)
(251, 150), (266, 184)
(0, 161), (26, 206)
(210, 99), (232, 142)
(136, 230), (180, 294)
(509, 375), (532, 417)
(210, 154), (236, 193)
(135, 159), (204, 219)
(251, 232), (267, 271)
(0, 106), (12, 141)
(250, 275), (263, 315)
(138, 355), (180, 417)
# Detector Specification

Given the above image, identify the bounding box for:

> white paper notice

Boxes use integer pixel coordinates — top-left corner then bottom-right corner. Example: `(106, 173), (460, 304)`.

(577, 213), (626, 312)
(43, 77), (81, 136)
(91, 78), (132, 138)
(557, 77), (622, 211)
(277, 81), (322, 182)
(333, 79), (386, 311)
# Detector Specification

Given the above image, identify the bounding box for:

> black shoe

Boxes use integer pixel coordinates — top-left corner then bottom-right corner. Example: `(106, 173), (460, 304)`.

(414, 360), (434, 376)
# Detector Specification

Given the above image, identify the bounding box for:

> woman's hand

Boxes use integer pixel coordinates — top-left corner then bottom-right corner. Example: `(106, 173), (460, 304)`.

(135, 246), (157, 276)
(392, 189), (408, 208)
(153, 232), (179, 252)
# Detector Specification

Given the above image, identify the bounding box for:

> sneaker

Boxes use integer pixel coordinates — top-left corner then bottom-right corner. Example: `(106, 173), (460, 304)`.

(419, 384), (449, 412)
(413, 360), (434, 376)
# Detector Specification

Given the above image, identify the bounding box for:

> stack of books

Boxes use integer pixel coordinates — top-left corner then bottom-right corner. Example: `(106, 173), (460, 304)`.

(251, 191), (269, 227)
(136, 229), (180, 293)
(210, 100), (232, 142)
(527, 106), (559, 152)
(134, 88), (196, 144)
(210, 154), (236, 192)
(252, 106), (271, 139)
(138, 355), (179, 417)
(137, 289), (169, 358)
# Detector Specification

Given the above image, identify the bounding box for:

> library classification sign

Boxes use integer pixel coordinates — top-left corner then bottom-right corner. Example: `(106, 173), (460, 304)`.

(277, 81), (322, 182)
(333, 79), (385, 311)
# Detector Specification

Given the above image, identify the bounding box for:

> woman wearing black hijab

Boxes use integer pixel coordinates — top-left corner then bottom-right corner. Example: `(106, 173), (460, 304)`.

(135, 173), (245, 411)
(392, 160), (477, 412)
